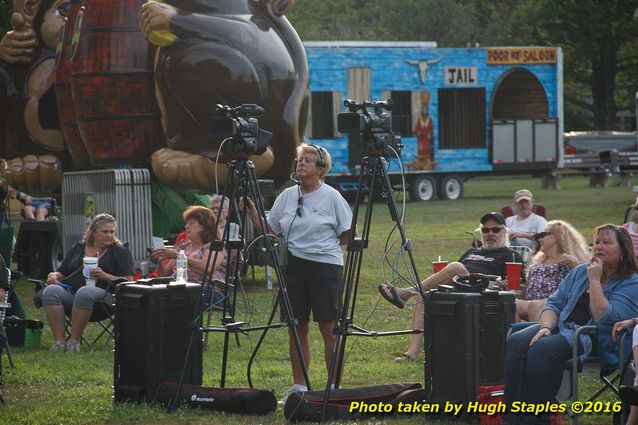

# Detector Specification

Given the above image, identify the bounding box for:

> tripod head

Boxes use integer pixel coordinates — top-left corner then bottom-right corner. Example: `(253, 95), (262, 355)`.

(210, 103), (273, 156)
(337, 99), (403, 158)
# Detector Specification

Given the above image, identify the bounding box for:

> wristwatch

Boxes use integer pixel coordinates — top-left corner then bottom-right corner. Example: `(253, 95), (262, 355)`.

(632, 318), (637, 326)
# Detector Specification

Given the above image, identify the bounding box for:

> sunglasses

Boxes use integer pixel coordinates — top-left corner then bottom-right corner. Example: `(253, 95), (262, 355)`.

(296, 196), (303, 217)
(480, 226), (504, 234)
(533, 231), (553, 240)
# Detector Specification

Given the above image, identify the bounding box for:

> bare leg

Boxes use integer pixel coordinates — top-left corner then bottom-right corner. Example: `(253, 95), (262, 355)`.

(43, 304), (66, 342)
(404, 302), (424, 358)
(289, 321), (310, 386)
(627, 406), (638, 425)
(22, 206), (35, 220)
(35, 207), (49, 221)
(70, 308), (92, 341)
(395, 262), (470, 303)
(515, 299), (529, 322)
(318, 320), (337, 380)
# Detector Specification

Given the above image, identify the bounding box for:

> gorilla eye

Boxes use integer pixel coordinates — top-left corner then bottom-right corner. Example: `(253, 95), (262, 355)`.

(57, 2), (70, 17)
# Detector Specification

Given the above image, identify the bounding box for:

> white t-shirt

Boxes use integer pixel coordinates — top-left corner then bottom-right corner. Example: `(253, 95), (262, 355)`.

(505, 213), (547, 249)
(267, 183), (352, 265)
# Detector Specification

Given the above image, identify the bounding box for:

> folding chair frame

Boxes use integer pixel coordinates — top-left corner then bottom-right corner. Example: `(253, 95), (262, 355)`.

(508, 322), (628, 425)
(63, 302), (114, 351)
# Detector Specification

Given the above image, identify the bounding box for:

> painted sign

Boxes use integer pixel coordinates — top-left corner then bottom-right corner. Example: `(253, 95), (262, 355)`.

(486, 47), (557, 64)
(445, 67), (477, 85)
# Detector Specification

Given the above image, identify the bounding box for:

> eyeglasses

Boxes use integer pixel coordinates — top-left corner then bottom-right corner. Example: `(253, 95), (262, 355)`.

(480, 226), (504, 234)
(533, 231), (553, 240)
(296, 196), (303, 217)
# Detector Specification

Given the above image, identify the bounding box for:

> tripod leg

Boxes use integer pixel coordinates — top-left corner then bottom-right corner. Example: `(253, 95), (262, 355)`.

(247, 291), (280, 388)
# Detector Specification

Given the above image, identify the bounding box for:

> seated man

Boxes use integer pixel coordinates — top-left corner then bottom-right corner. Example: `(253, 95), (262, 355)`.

(506, 189), (546, 250)
(378, 211), (524, 362)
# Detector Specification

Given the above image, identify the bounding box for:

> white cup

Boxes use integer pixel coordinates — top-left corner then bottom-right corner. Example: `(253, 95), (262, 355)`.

(83, 256), (98, 287)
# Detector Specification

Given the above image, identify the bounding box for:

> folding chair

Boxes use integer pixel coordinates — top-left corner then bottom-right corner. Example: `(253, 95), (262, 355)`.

(31, 278), (117, 351)
(64, 302), (114, 351)
(501, 204), (547, 219)
(557, 325), (630, 425)
(510, 245), (533, 266)
(508, 322), (629, 425)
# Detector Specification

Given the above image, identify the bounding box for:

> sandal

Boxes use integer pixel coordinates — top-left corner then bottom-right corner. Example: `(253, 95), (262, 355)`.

(378, 284), (405, 309)
(393, 353), (418, 363)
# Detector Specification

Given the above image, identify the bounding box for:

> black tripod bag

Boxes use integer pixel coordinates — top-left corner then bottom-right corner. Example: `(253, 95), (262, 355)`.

(283, 383), (422, 422)
(154, 381), (277, 414)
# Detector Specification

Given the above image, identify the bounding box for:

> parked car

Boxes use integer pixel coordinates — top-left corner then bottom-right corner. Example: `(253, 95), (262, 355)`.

(564, 131), (637, 154)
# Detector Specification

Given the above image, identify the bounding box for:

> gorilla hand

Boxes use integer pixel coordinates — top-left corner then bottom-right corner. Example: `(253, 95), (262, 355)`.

(0, 13), (38, 64)
(140, 1), (177, 43)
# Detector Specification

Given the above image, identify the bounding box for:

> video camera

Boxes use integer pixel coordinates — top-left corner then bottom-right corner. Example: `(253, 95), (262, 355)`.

(210, 104), (273, 155)
(337, 99), (402, 157)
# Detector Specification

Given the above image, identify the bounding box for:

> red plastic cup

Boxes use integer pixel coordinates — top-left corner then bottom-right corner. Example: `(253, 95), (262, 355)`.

(506, 262), (523, 290)
(432, 261), (448, 273)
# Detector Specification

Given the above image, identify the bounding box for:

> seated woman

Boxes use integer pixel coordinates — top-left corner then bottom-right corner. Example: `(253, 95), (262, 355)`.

(516, 220), (588, 322)
(42, 213), (134, 352)
(152, 206), (227, 305)
(503, 224), (638, 425)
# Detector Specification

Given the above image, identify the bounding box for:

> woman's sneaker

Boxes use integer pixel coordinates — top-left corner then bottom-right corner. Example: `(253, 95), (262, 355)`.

(50, 341), (66, 352)
(279, 384), (307, 404)
(66, 339), (81, 352)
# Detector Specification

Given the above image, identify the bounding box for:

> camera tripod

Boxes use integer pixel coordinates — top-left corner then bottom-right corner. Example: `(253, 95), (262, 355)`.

(320, 152), (425, 419)
(170, 155), (311, 410)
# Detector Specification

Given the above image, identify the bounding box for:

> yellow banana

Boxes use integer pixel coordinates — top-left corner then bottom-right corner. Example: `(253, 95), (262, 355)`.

(147, 0), (177, 47)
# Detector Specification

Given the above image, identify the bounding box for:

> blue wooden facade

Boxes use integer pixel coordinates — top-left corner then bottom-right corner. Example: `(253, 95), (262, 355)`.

(304, 42), (563, 177)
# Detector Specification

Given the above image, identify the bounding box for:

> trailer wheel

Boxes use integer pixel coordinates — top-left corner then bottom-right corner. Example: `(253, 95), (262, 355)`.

(410, 175), (436, 202)
(438, 175), (463, 200)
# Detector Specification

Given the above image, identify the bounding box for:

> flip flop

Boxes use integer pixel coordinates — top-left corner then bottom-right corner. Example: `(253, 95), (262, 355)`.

(378, 284), (405, 309)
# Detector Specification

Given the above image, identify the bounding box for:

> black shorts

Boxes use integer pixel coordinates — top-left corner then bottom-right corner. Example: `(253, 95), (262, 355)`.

(281, 253), (342, 323)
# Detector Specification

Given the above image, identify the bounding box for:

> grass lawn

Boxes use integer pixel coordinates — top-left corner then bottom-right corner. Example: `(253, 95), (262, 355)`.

(0, 174), (635, 424)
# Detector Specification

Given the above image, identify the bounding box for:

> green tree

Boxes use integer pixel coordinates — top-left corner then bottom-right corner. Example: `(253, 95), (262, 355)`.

(534, 0), (638, 130)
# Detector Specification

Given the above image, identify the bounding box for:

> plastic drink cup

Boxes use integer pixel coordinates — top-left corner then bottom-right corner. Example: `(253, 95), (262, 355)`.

(432, 260), (448, 273)
(505, 262), (523, 290)
(83, 256), (98, 287)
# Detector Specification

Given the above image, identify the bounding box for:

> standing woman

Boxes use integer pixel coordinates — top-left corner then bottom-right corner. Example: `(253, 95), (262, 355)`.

(245, 144), (353, 398)
(516, 220), (589, 322)
(43, 214), (134, 352)
(503, 224), (638, 425)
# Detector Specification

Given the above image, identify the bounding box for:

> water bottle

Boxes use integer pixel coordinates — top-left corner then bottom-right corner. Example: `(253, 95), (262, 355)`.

(176, 250), (188, 283)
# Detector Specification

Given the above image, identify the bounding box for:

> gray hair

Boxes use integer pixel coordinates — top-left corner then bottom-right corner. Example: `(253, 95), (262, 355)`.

(210, 194), (230, 209)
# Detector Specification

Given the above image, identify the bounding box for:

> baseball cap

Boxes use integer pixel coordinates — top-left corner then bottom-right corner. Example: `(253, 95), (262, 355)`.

(480, 212), (506, 226)
(514, 189), (533, 202)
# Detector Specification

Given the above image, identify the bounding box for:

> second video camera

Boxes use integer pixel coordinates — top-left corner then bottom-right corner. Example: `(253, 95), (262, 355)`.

(337, 99), (402, 157)
(210, 104), (273, 155)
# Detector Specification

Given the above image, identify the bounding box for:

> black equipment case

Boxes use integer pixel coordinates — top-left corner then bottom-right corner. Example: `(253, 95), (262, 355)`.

(424, 289), (516, 419)
(424, 290), (480, 408)
(478, 291), (516, 386)
(113, 282), (203, 403)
